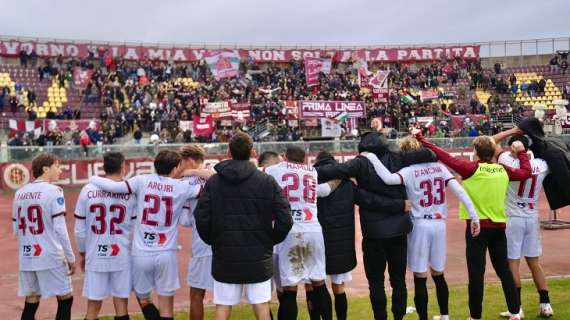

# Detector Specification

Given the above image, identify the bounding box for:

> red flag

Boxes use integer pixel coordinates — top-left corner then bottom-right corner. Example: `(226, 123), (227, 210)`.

(73, 67), (94, 88)
(193, 114), (215, 137)
(304, 57), (323, 87)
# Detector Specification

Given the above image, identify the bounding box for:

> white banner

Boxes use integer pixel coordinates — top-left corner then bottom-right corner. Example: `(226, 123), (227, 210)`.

(320, 118), (342, 137)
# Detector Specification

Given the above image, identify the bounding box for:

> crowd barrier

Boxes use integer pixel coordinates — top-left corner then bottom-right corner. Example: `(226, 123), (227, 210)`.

(2, 136), (569, 191)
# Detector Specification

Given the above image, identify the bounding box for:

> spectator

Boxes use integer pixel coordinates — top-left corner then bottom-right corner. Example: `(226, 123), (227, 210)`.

(9, 95), (18, 113)
(133, 128), (143, 144)
(79, 130), (90, 156)
(560, 60), (568, 75)
(549, 55), (559, 73)
(29, 49), (38, 67)
(19, 49), (28, 67)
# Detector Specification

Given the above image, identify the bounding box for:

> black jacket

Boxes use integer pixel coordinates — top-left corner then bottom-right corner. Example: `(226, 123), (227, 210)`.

(315, 157), (357, 275)
(316, 132), (435, 239)
(518, 117), (570, 210)
(195, 160), (293, 284)
(314, 157), (405, 274)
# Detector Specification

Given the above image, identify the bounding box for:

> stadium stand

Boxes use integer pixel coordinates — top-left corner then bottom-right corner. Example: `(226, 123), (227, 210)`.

(1, 46), (569, 147)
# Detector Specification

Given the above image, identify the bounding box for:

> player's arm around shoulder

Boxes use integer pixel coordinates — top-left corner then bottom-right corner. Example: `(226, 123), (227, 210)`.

(50, 186), (76, 274)
(194, 176), (216, 245)
(74, 184), (90, 270)
(269, 176), (293, 245)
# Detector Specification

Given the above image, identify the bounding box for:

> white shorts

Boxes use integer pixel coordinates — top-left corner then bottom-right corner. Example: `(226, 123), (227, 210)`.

(277, 231), (326, 287)
(272, 253), (282, 292)
(506, 216), (542, 259)
(82, 268), (131, 300)
(132, 251), (179, 297)
(213, 279), (271, 306)
(407, 220), (447, 273)
(329, 272), (352, 285)
(18, 263), (72, 298)
(187, 256), (214, 290)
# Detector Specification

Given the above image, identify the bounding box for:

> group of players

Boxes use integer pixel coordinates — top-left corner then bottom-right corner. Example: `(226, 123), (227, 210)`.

(12, 127), (555, 320)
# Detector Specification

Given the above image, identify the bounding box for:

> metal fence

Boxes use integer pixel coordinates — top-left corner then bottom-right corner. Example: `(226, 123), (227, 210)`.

(4, 135), (570, 162)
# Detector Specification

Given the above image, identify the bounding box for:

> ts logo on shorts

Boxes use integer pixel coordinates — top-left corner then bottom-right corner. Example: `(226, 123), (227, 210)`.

(57, 197), (65, 205)
(143, 232), (167, 247)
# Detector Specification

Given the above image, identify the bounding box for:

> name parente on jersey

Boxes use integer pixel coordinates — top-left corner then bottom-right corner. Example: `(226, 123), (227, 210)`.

(413, 165), (443, 178)
(16, 192), (43, 200)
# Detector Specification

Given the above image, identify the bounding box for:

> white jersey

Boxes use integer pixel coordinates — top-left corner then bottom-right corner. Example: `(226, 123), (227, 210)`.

(498, 152), (549, 218)
(74, 183), (137, 272)
(13, 181), (74, 271)
(398, 162), (455, 220)
(89, 174), (201, 255)
(265, 161), (321, 232)
(180, 176), (212, 258)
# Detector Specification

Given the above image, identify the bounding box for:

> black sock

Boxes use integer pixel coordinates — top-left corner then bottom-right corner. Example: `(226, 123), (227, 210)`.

(312, 285), (333, 320)
(306, 291), (320, 320)
(432, 274), (449, 315)
(159, 318), (173, 320)
(334, 293), (347, 320)
(55, 297), (73, 320)
(517, 287), (522, 305)
(141, 304), (160, 320)
(114, 316), (130, 320)
(278, 291), (298, 320)
(21, 301), (40, 320)
(538, 289), (550, 304)
(414, 277), (428, 320)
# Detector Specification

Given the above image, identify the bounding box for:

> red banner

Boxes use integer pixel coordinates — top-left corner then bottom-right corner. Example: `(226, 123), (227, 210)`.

(0, 148), (477, 191)
(73, 67), (94, 88)
(193, 114), (214, 137)
(9, 119), (100, 134)
(230, 102), (251, 121)
(299, 100), (366, 119)
(42, 119), (100, 133)
(304, 57), (323, 87)
(0, 39), (480, 63)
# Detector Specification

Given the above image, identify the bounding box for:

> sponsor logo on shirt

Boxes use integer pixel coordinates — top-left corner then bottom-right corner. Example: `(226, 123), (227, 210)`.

(143, 232), (167, 246)
(22, 244), (42, 257)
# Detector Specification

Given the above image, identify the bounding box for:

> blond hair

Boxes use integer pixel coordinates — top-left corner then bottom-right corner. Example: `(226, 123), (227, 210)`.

(472, 136), (496, 161)
(179, 144), (206, 162)
(399, 136), (422, 152)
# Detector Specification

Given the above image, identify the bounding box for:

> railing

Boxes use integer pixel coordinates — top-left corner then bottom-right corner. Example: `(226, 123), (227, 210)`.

(0, 35), (568, 59)
(4, 135), (570, 162)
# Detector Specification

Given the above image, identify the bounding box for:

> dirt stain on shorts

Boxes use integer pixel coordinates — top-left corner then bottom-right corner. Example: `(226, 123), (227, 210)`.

(288, 233), (313, 277)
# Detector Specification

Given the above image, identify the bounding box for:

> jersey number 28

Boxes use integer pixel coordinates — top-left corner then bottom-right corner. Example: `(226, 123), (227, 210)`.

(282, 173), (316, 204)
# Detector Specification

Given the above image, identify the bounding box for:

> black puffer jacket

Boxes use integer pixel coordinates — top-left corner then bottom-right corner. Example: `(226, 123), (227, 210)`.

(195, 160), (293, 284)
(518, 117), (570, 210)
(315, 157), (357, 275)
(316, 132), (435, 239)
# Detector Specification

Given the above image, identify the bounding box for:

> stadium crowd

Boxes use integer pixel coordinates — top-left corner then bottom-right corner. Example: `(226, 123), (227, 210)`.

(5, 50), (569, 148)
